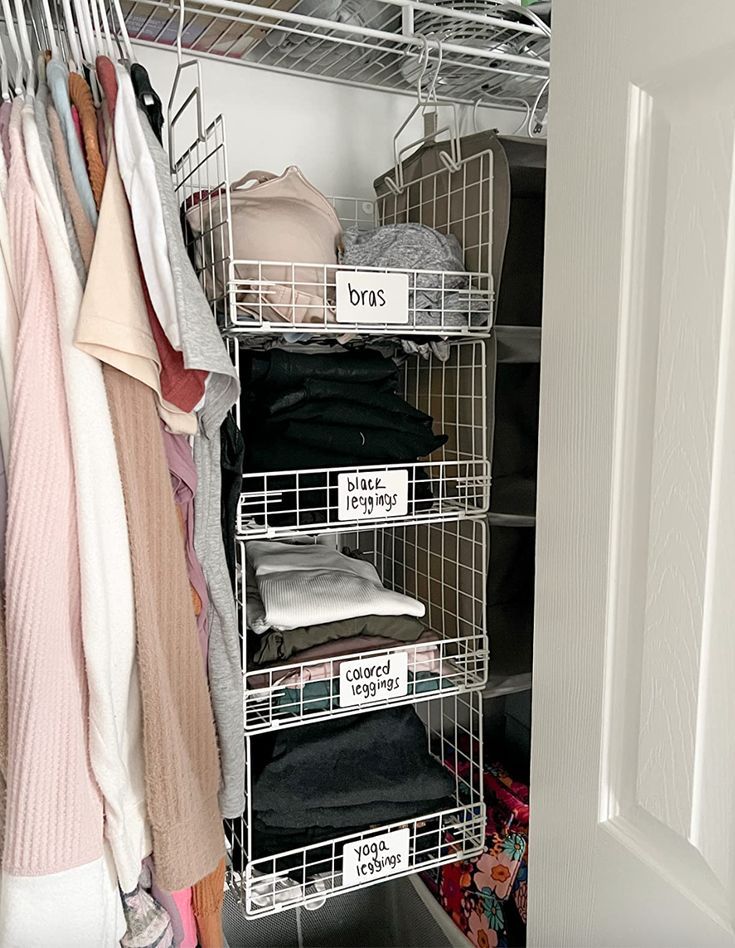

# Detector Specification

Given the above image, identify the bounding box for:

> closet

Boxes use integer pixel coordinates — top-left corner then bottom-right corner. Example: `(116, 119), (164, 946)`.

(0, 0), (546, 944)
(2, 1), (729, 946)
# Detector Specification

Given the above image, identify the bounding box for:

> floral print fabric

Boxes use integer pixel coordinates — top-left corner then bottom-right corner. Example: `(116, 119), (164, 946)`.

(421, 762), (529, 948)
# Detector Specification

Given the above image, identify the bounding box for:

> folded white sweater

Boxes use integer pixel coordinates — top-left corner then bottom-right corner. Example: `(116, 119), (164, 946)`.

(246, 540), (425, 632)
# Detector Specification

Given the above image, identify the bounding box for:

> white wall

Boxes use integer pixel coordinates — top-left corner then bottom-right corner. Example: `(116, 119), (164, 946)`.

(135, 42), (526, 200)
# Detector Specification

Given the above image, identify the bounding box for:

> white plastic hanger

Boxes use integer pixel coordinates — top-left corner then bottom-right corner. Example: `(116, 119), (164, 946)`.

(94, 0), (116, 59)
(39, 0), (61, 59)
(1, 0), (26, 94)
(58, 0), (84, 70)
(0, 32), (11, 103)
(11, 0), (35, 95)
(72, 0), (94, 62)
(70, 0), (102, 102)
(108, 0), (136, 64)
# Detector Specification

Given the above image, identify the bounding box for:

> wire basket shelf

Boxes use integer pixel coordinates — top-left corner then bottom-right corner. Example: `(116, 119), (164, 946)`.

(121, 0), (550, 109)
(234, 337), (490, 538)
(240, 518), (489, 731)
(227, 690), (485, 917)
(173, 113), (495, 337)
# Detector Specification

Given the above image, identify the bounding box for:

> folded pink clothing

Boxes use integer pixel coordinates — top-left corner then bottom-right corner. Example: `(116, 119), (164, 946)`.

(246, 631), (441, 690)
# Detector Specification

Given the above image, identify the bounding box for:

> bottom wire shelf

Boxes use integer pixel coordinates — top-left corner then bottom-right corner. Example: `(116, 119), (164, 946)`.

(227, 692), (485, 918)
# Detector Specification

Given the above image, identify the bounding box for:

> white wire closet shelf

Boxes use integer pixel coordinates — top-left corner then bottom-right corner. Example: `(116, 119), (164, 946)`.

(227, 690), (485, 917)
(174, 115), (495, 337)
(240, 519), (489, 731)
(234, 338), (490, 538)
(120, 0), (550, 108)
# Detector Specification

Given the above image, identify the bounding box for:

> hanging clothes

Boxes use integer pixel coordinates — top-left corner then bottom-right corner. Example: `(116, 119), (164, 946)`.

(102, 361), (225, 892)
(46, 101), (95, 270)
(113, 65), (244, 821)
(0, 99), (19, 581)
(46, 59), (98, 227)
(75, 142), (197, 435)
(0, 95), (124, 947)
(131, 63), (164, 145)
(24, 82), (151, 894)
(75, 110), (223, 889)
(68, 72), (106, 209)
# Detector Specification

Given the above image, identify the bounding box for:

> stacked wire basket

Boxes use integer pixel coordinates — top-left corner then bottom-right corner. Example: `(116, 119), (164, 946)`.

(173, 90), (494, 922)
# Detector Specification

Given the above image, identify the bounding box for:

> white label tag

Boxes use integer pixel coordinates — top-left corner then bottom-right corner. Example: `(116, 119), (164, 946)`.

(336, 271), (409, 324)
(337, 470), (409, 522)
(343, 828), (411, 886)
(339, 651), (409, 708)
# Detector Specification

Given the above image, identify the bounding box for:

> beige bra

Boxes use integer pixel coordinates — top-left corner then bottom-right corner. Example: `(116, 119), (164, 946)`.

(186, 166), (343, 324)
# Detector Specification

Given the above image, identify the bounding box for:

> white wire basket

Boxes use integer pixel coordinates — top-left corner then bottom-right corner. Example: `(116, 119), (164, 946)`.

(121, 0), (550, 109)
(227, 689), (485, 917)
(240, 518), (489, 731)
(234, 338), (490, 538)
(173, 112), (495, 336)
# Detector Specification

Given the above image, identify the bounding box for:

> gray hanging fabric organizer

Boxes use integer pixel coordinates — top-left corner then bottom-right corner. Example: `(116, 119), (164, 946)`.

(375, 131), (547, 698)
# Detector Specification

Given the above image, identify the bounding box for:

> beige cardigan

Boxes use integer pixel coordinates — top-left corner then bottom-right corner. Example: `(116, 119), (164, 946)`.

(104, 363), (224, 891)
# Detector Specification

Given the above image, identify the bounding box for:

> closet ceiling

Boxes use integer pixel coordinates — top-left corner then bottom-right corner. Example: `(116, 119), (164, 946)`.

(118, 0), (551, 107)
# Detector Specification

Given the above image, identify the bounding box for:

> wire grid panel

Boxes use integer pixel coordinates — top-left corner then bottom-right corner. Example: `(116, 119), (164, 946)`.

(172, 112), (234, 332)
(120, 0), (550, 108)
(240, 517), (489, 731)
(226, 690), (485, 917)
(236, 339), (490, 537)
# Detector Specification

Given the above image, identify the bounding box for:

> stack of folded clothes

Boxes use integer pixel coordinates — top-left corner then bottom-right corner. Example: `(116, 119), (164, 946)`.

(250, 706), (455, 859)
(239, 348), (445, 526)
(245, 540), (449, 716)
(340, 223), (491, 330)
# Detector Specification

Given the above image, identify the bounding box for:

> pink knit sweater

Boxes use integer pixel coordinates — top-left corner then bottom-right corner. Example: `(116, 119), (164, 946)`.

(3, 98), (103, 874)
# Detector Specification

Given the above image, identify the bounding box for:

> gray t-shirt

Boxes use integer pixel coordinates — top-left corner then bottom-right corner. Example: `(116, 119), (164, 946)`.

(138, 106), (244, 820)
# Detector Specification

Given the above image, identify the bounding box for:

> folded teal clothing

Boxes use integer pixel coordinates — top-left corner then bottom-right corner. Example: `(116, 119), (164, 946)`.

(273, 671), (451, 716)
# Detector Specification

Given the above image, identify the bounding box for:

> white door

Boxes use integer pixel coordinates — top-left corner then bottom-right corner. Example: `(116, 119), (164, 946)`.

(530, 1), (735, 945)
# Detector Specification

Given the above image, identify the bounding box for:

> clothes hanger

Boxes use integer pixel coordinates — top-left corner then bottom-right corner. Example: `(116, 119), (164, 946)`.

(91, 0), (115, 59)
(53, 0), (71, 65)
(385, 37), (461, 195)
(108, 0), (136, 65)
(1, 0), (26, 95)
(11, 0), (36, 96)
(0, 32), (11, 103)
(58, 0), (85, 71)
(472, 95), (530, 138)
(39, 0), (61, 59)
(69, 0), (102, 102)
(72, 0), (94, 61)
(167, 0), (206, 172)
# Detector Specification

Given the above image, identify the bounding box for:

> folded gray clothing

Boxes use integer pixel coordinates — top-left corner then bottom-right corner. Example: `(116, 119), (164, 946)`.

(252, 613), (428, 665)
(253, 706), (453, 813)
(257, 797), (450, 831)
(340, 223), (490, 328)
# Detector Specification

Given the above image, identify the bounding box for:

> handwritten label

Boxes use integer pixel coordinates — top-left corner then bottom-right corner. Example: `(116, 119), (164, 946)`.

(339, 652), (409, 708)
(337, 470), (409, 521)
(343, 828), (410, 886)
(336, 271), (409, 324)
